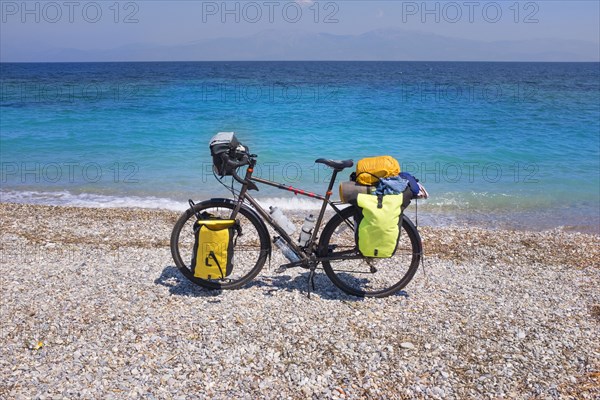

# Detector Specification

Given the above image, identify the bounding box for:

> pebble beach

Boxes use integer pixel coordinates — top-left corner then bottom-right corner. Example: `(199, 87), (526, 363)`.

(1, 202), (599, 399)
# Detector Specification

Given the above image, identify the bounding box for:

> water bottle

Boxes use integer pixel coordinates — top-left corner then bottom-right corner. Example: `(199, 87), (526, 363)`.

(298, 214), (316, 247)
(274, 237), (300, 263)
(269, 206), (296, 235)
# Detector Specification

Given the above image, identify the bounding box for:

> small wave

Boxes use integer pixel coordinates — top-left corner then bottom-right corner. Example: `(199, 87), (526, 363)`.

(0, 190), (324, 212)
(2, 189), (597, 233)
(422, 191), (542, 211)
(0, 190), (187, 211)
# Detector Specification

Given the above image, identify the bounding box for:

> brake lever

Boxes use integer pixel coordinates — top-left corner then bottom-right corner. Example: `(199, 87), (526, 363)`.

(231, 168), (258, 191)
(224, 155), (258, 191)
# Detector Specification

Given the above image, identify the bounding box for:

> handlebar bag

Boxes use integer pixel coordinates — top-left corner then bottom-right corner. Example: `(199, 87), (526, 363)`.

(354, 156), (400, 186)
(210, 132), (240, 176)
(355, 193), (403, 258)
(191, 217), (239, 280)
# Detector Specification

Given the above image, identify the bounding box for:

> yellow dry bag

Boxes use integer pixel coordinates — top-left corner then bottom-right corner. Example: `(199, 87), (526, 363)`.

(191, 218), (239, 280)
(355, 156), (400, 186)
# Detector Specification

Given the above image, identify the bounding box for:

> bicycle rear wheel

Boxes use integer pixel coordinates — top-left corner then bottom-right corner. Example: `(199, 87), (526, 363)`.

(319, 206), (422, 298)
(170, 199), (270, 290)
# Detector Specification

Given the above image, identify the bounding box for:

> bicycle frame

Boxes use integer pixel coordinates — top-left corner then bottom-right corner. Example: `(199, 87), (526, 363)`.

(228, 158), (352, 264)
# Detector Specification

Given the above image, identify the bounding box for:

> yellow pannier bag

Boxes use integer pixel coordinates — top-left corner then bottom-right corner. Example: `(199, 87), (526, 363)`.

(191, 218), (238, 280)
(356, 193), (403, 258)
(355, 156), (400, 186)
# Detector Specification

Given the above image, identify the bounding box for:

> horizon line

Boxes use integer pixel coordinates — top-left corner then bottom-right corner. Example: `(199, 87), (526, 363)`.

(2, 60), (599, 64)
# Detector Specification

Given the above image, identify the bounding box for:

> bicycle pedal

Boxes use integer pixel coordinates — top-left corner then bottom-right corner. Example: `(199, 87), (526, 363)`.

(275, 260), (303, 273)
(275, 265), (288, 274)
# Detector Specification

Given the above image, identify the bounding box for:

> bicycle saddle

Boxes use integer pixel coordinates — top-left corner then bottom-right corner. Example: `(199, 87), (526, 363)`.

(315, 158), (354, 171)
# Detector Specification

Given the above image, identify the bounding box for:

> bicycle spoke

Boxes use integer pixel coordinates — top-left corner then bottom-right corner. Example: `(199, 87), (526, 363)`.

(170, 200), (269, 290)
(320, 208), (421, 297)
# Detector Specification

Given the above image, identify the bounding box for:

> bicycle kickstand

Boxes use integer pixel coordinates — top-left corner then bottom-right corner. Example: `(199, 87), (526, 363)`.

(307, 266), (316, 299)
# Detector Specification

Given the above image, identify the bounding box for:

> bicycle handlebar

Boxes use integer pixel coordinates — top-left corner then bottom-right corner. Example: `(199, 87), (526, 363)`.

(220, 152), (257, 189)
(223, 152), (250, 170)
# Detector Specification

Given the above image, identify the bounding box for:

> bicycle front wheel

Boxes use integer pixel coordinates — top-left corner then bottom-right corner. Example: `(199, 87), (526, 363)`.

(170, 199), (270, 290)
(319, 206), (422, 298)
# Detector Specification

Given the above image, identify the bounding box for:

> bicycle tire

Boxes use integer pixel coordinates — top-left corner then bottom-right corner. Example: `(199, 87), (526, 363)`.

(319, 206), (422, 298)
(170, 199), (270, 290)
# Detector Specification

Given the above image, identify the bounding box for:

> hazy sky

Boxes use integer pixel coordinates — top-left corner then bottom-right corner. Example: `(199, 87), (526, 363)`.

(1, 1), (599, 60)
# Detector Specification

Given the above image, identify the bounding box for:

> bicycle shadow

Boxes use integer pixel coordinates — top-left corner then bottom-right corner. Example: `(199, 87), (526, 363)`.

(156, 266), (409, 301)
(246, 272), (346, 300)
(247, 272), (409, 301)
(155, 265), (224, 298)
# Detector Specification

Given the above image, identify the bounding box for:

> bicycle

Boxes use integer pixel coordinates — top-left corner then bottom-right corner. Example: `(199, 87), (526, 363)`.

(170, 142), (423, 298)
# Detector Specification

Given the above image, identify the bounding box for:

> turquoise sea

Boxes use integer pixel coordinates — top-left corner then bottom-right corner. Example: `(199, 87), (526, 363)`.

(1, 62), (599, 232)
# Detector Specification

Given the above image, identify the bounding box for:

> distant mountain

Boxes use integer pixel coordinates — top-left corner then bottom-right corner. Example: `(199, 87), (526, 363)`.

(2, 28), (599, 62)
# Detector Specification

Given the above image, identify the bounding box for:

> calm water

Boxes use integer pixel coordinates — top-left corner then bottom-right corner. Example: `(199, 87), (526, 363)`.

(1, 62), (599, 232)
